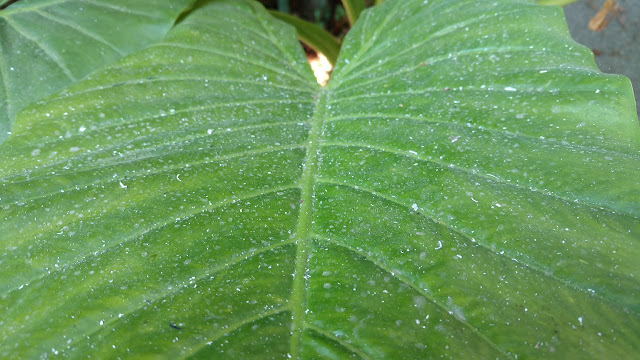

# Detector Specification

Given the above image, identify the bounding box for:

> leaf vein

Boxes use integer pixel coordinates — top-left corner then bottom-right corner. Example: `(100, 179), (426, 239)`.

(4, 97), (311, 159)
(185, 19), (304, 76)
(336, 0), (466, 79)
(313, 233), (511, 359)
(249, 2), (313, 85)
(305, 323), (372, 360)
(149, 42), (306, 85)
(181, 308), (290, 359)
(0, 34), (12, 123)
(3, 17), (76, 81)
(320, 142), (636, 217)
(315, 179), (636, 316)
(323, 114), (638, 160)
(342, 5), (536, 83)
(55, 75), (313, 102)
(333, 48), (594, 95)
(81, 0), (163, 19)
(34, 9), (125, 56)
(0, 145), (305, 206)
(3, 187), (300, 296)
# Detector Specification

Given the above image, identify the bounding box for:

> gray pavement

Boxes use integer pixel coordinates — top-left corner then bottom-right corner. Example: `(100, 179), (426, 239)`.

(564, 0), (639, 119)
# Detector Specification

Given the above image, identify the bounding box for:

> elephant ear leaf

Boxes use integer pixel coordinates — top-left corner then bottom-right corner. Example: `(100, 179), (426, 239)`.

(0, 0), (639, 359)
(0, 0), (194, 143)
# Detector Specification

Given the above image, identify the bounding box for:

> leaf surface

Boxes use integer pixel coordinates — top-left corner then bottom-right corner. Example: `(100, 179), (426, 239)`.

(1, 0), (639, 358)
(0, 0), (193, 142)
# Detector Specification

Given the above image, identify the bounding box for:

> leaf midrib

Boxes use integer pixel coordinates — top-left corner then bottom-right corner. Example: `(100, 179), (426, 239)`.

(289, 88), (327, 358)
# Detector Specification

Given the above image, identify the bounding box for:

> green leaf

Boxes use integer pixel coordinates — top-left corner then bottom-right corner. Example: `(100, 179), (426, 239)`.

(0, 0), (194, 143)
(269, 10), (341, 66)
(536, 0), (582, 5)
(341, 0), (366, 26)
(1, 0), (639, 358)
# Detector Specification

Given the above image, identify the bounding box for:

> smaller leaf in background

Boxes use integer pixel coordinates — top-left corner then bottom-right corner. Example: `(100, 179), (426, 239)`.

(269, 10), (341, 65)
(341, 0), (366, 26)
(0, 0), (194, 143)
